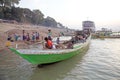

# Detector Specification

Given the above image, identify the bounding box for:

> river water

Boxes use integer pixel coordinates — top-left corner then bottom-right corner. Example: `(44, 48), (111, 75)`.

(0, 39), (120, 80)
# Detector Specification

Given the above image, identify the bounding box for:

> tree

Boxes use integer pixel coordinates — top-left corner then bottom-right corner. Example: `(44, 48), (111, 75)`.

(0, 0), (20, 19)
(0, 0), (20, 7)
(11, 7), (24, 22)
(11, 0), (20, 7)
(0, 6), (4, 18)
(41, 16), (58, 27)
(32, 9), (44, 25)
(22, 8), (33, 23)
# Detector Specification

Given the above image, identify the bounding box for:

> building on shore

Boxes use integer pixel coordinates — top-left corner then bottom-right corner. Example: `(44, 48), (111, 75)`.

(96, 28), (112, 36)
(82, 20), (95, 33)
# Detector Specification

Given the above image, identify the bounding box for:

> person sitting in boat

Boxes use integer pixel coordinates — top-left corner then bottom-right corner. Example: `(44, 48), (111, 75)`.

(79, 35), (86, 43)
(66, 41), (73, 49)
(44, 37), (53, 49)
(71, 36), (76, 44)
(55, 37), (66, 49)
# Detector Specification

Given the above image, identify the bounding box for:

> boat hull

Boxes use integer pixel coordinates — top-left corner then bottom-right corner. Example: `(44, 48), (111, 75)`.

(10, 42), (89, 64)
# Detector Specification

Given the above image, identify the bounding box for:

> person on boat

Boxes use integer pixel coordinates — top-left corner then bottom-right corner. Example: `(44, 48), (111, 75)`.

(55, 37), (65, 49)
(66, 41), (73, 49)
(48, 29), (52, 40)
(56, 37), (60, 44)
(78, 35), (85, 43)
(44, 37), (53, 49)
(71, 36), (76, 44)
(75, 35), (79, 43)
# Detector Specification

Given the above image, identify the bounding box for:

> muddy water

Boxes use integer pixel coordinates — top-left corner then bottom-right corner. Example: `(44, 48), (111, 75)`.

(0, 39), (120, 80)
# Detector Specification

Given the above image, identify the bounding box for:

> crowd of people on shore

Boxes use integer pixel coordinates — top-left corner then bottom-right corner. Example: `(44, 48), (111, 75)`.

(7, 32), (40, 42)
(6, 31), (41, 47)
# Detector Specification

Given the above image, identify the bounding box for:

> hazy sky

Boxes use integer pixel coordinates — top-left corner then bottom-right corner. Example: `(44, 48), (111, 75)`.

(18, 0), (120, 31)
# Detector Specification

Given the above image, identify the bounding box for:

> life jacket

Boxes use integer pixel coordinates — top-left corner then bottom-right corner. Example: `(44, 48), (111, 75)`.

(47, 40), (53, 49)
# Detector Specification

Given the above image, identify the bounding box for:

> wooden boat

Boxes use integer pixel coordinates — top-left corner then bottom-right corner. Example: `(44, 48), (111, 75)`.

(10, 35), (91, 65)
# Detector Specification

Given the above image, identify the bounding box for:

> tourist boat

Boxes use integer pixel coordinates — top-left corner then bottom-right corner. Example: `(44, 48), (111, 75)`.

(10, 35), (91, 65)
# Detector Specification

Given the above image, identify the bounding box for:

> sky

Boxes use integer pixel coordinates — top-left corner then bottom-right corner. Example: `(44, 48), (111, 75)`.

(18, 0), (120, 31)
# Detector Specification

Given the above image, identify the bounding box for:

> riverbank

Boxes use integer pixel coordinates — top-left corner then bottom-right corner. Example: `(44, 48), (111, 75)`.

(0, 23), (68, 50)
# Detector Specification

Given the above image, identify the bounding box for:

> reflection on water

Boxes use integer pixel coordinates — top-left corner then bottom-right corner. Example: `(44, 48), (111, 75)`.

(0, 39), (120, 80)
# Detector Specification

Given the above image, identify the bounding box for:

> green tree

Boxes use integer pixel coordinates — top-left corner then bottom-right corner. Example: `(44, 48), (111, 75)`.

(22, 8), (33, 23)
(0, 6), (4, 18)
(32, 9), (44, 25)
(42, 16), (57, 27)
(0, 0), (20, 19)
(11, 7), (24, 22)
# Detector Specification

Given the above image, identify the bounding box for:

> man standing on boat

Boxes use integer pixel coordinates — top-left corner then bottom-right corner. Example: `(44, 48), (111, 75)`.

(48, 29), (52, 40)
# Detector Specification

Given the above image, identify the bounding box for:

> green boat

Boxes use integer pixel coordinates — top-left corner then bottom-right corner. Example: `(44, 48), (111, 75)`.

(10, 36), (91, 65)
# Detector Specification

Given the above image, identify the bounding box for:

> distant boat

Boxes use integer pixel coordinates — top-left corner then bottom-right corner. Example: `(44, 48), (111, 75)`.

(10, 35), (91, 65)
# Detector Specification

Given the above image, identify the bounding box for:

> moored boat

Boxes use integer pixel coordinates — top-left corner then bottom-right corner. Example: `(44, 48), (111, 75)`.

(10, 35), (91, 65)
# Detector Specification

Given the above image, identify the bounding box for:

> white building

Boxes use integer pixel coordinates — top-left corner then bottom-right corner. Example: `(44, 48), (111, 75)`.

(82, 21), (95, 32)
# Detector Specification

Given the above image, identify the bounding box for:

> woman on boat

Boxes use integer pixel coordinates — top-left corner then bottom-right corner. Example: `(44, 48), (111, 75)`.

(44, 37), (53, 49)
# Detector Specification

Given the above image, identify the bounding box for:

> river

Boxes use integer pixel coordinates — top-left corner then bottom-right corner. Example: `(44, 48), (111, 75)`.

(0, 39), (120, 80)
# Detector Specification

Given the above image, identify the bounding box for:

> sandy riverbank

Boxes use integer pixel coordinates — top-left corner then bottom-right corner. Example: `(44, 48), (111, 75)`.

(0, 23), (69, 50)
